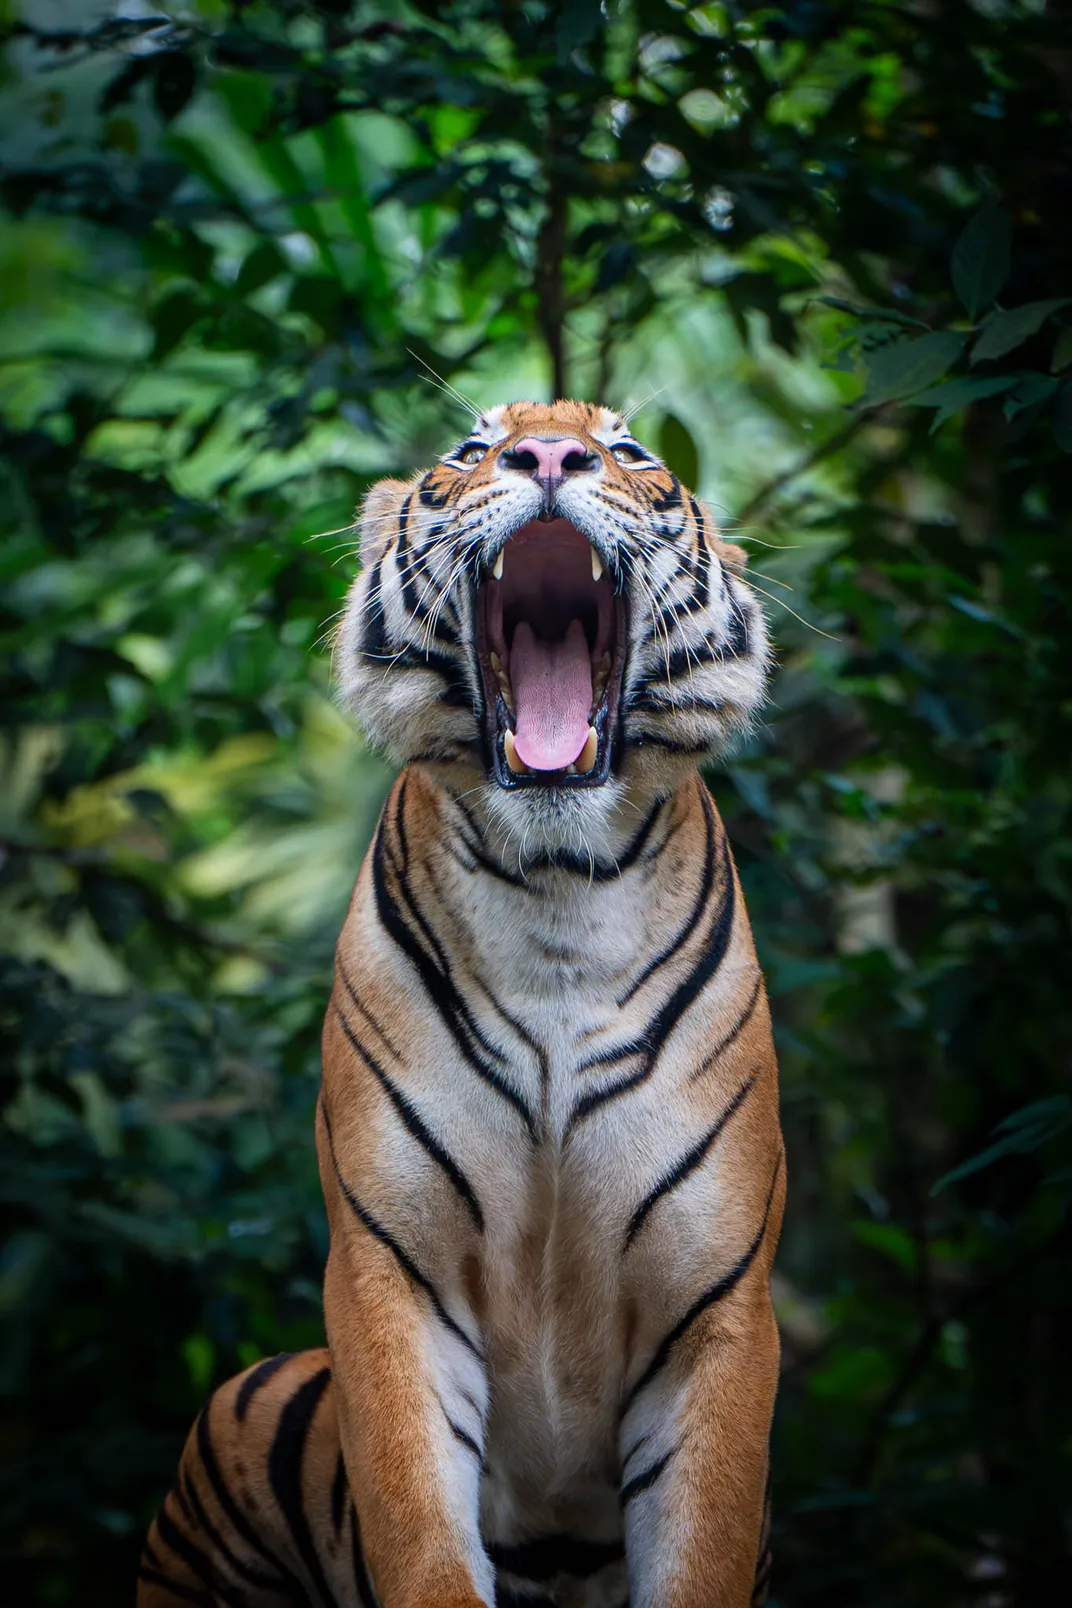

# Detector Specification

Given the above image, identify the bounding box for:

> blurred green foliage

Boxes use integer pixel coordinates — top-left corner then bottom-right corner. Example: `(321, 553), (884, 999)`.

(1, 1), (1069, 1603)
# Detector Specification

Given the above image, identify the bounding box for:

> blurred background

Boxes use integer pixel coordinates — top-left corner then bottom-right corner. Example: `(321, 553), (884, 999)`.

(2, 1), (1070, 1602)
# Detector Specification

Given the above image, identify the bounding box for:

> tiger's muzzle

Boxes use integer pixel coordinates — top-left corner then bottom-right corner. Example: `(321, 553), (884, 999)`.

(475, 518), (628, 791)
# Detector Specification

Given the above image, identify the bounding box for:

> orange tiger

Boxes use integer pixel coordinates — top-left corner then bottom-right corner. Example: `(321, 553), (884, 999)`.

(140, 399), (785, 1608)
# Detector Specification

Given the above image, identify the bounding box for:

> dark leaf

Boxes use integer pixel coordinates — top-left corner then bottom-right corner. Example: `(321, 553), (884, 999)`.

(932, 1098), (1072, 1194)
(658, 414), (700, 490)
(971, 300), (1070, 364)
(862, 331), (967, 405)
(951, 200), (1012, 319)
(151, 287), (203, 361)
(152, 54), (197, 124)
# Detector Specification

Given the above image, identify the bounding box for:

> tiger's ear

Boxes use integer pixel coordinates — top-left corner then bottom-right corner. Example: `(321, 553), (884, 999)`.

(357, 477), (410, 566)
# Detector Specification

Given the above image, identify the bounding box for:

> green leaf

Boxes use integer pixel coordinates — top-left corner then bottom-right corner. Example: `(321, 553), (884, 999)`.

(931, 1096), (1072, 1194)
(151, 287), (203, 361)
(951, 200), (1012, 318)
(1051, 324), (1072, 372)
(862, 330), (967, 405)
(853, 1221), (917, 1271)
(1003, 373), (1058, 420)
(948, 595), (1022, 636)
(658, 413), (700, 490)
(906, 373), (1017, 429)
(971, 300), (1070, 364)
(234, 241), (287, 298)
(152, 54), (197, 124)
(818, 296), (929, 330)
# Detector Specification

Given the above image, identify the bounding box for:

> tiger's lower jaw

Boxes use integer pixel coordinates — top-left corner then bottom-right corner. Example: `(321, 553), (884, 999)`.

(481, 765), (632, 863)
(489, 695), (617, 791)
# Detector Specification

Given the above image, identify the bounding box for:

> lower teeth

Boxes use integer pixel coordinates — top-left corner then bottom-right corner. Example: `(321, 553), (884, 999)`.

(501, 725), (600, 779)
(575, 726), (599, 774)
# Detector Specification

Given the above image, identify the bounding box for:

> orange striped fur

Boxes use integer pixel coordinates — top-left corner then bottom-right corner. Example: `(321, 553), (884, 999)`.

(141, 401), (784, 1608)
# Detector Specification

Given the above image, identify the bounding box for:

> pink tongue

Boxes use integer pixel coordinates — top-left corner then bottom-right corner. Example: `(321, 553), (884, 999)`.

(510, 619), (592, 771)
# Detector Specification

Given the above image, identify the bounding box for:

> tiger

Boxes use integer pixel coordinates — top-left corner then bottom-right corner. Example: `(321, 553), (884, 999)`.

(139, 398), (785, 1608)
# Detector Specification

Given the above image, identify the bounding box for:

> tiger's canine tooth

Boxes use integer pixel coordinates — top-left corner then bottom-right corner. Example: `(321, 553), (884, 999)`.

(575, 727), (599, 774)
(503, 729), (529, 774)
(492, 550), (504, 580)
(591, 547), (603, 582)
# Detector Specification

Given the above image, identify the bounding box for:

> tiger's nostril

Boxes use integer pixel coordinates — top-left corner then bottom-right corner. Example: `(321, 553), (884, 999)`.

(562, 449), (597, 473)
(501, 447), (540, 473)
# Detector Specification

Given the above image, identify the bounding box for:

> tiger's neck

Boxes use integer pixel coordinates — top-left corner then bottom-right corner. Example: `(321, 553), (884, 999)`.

(391, 761), (718, 997)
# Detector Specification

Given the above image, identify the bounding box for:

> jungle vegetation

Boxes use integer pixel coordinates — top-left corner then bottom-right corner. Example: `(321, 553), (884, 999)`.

(1, 1), (1070, 1602)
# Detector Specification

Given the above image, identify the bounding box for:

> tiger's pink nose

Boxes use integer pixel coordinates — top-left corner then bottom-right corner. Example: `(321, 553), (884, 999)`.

(509, 437), (595, 481)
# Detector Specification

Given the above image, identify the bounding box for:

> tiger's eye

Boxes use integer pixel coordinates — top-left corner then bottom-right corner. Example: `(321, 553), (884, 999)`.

(612, 444), (643, 464)
(458, 444), (486, 465)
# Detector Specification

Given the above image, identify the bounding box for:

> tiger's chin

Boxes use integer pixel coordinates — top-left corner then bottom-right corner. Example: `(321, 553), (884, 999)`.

(480, 768), (634, 867)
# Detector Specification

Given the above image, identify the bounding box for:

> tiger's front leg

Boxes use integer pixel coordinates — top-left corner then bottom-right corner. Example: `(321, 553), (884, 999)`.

(620, 1153), (785, 1608)
(317, 1088), (492, 1608)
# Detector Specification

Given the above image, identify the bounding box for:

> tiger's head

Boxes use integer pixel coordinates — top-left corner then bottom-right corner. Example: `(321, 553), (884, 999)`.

(337, 400), (768, 858)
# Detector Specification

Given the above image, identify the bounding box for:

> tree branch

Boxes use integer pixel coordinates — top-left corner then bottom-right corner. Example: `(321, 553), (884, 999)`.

(536, 123), (567, 400)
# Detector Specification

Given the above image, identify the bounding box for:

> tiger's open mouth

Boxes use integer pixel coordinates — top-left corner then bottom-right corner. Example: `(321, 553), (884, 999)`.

(475, 520), (627, 790)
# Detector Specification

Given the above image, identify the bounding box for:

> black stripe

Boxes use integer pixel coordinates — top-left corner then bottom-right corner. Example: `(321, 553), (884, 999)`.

(621, 1448), (675, 1505)
(448, 795), (664, 888)
(178, 1469), (286, 1594)
(395, 492), (419, 616)
(360, 553), (388, 661)
(267, 1366), (339, 1608)
(655, 588), (703, 640)
(321, 1099), (484, 1361)
(654, 634), (744, 684)
(454, 1383), (484, 1421)
(624, 1070), (758, 1250)
(391, 643), (471, 705)
(622, 1155), (782, 1414)
(234, 1353), (296, 1421)
(153, 1502), (249, 1608)
(688, 496), (712, 608)
(335, 982), (485, 1232)
(349, 1507), (377, 1608)
(174, 1480), (196, 1526)
(488, 1534), (624, 1581)
(432, 606), (462, 647)
(371, 785), (536, 1138)
(631, 733), (711, 756)
(330, 1451), (348, 1539)
(726, 591), (751, 658)
(137, 1565), (215, 1607)
(618, 789), (716, 1005)
(690, 973), (763, 1083)
(631, 689), (733, 715)
(566, 826), (736, 1136)
(418, 469), (450, 508)
(621, 1430), (649, 1471)
(444, 1413), (483, 1462)
(651, 477), (683, 512)
(451, 796), (529, 886)
(497, 1591), (557, 1608)
(526, 797), (666, 882)
(194, 1404), (301, 1589)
